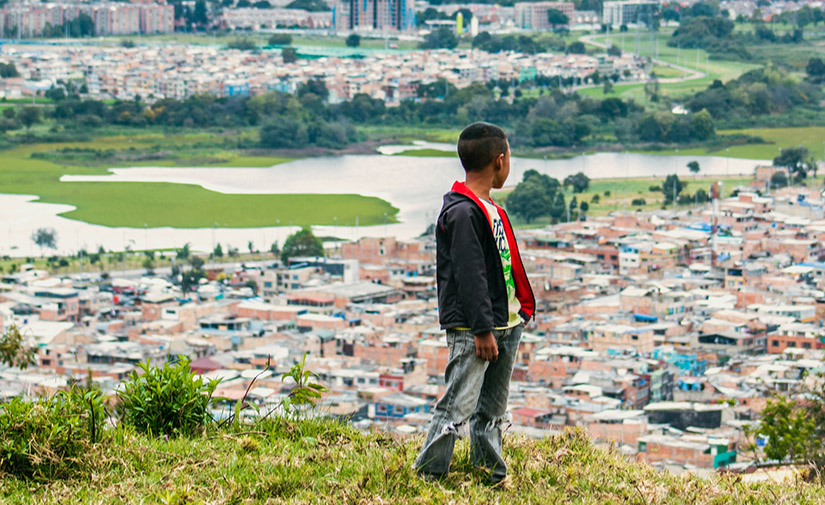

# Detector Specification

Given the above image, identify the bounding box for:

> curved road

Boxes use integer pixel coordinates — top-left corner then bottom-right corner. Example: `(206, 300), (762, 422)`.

(577, 33), (705, 89)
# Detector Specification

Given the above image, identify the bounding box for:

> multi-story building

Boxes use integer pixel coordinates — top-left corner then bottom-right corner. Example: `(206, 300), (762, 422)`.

(333, 0), (414, 32)
(0, 2), (174, 37)
(221, 8), (332, 30)
(602, 0), (657, 28)
(514, 2), (574, 30)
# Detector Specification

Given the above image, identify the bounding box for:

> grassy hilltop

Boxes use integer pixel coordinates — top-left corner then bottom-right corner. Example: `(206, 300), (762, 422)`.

(1, 417), (821, 505)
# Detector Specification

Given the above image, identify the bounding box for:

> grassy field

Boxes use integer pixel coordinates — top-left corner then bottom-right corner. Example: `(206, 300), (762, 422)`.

(634, 126), (825, 161)
(394, 148), (456, 157)
(103, 32), (421, 50)
(361, 125), (459, 144)
(581, 29), (761, 102)
(0, 134), (398, 228)
(498, 174), (758, 225)
(1, 416), (821, 504)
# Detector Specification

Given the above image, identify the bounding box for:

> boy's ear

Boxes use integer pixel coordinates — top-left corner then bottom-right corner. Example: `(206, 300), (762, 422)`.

(494, 152), (504, 171)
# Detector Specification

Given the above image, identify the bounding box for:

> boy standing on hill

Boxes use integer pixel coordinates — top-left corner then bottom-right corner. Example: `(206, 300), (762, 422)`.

(414, 122), (536, 483)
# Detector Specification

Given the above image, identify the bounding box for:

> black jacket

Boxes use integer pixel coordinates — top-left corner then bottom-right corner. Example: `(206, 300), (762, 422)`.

(436, 181), (536, 335)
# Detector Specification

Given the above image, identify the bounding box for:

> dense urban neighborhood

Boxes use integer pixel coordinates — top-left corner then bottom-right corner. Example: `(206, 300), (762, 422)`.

(3, 163), (825, 474)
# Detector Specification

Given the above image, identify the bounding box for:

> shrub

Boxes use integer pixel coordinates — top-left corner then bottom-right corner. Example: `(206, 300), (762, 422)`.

(631, 198), (646, 206)
(0, 388), (105, 479)
(117, 358), (221, 437)
(649, 185), (661, 192)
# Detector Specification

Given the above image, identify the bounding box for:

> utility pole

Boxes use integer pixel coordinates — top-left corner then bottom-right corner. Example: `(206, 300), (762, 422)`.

(672, 177), (677, 212)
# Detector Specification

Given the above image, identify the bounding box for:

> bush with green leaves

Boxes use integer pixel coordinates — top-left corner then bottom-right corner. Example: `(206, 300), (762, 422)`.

(0, 387), (105, 479)
(117, 358), (221, 437)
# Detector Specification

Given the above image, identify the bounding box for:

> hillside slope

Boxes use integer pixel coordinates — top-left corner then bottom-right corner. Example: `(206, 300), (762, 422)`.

(0, 418), (821, 504)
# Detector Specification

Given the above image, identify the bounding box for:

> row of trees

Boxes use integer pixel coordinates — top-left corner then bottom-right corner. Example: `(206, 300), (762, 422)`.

(4, 76), (732, 150)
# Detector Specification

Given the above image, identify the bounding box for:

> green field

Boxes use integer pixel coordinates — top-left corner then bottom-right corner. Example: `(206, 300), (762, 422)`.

(0, 134), (398, 228)
(635, 126), (825, 161)
(498, 174), (756, 225)
(101, 32), (420, 51)
(581, 30), (761, 101)
(394, 148), (456, 157)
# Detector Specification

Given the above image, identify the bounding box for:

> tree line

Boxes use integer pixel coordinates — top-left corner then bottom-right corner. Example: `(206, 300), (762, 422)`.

(2, 56), (822, 150)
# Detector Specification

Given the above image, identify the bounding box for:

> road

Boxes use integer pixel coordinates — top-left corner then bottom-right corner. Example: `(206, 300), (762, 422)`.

(577, 33), (706, 90)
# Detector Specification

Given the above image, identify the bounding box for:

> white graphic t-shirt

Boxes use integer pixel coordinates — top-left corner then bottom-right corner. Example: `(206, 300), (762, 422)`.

(480, 199), (522, 329)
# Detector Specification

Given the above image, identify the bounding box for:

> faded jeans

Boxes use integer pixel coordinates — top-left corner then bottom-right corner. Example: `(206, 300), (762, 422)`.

(414, 324), (522, 481)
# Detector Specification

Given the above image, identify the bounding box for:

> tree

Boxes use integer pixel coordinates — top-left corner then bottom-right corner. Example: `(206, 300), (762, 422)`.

(420, 27), (458, 49)
(31, 227), (57, 256)
(268, 33), (292, 45)
(579, 201), (589, 214)
(213, 243), (224, 258)
(194, 0), (209, 25)
(270, 241), (280, 256)
(770, 171), (788, 189)
(0, 62), (19, 78)
(176, 242), (191, 261)
(190, 255), (205, 270)
(282, 46), (298, 63)
(806, 57), (825, 83)
(0, 325), (35, 369)
(546, 8), (569, 29)
(774, 147), (809, 177)
(297, 79), (329, 101)
(746, 371), (825, 470)
(690, 109), (715, 140)
(506, 180), (553, 223)
(602, 80), (614, 94)
(663, 174), (684, 203)
(346, 34), (361, 48)
(19, 107), (41, 130)
(567, 41), (586, 54)
(549, 192), (567, 222)
(563, 172), (590, 193)
(688, 161), (701, 176)
(607, 44), (621, 57)
(281, 228), (323, 264)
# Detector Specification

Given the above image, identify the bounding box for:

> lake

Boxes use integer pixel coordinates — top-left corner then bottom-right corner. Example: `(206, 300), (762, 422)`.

(1, 147), (766, 257)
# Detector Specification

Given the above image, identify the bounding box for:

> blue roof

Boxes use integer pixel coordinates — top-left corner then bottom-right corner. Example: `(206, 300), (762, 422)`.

(800, 262), (825, 270)
(633, 313), (659, 322)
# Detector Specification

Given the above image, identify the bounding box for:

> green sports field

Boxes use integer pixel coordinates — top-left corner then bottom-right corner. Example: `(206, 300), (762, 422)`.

(0, 135), (398, 228)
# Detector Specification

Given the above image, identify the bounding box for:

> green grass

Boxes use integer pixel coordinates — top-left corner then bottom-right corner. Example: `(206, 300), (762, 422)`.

(581, 30), (761, 102)
(362, 125), (459, 144)
(499, 174), (758, 222)
(393, 148), (456, 157)
(634, 126), (825, 161)
(102, 32), (420, 51)
(0, 135), (398, 228)
(1, 417), (821, 504)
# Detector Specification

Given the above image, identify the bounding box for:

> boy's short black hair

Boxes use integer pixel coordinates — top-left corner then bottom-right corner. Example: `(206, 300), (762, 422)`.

(457, 122), (508, 173)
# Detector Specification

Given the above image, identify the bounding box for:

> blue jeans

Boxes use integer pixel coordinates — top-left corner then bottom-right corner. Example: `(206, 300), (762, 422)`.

(414, 324), (522, 481)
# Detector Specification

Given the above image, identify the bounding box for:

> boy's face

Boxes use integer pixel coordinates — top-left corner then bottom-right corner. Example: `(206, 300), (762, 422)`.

(491, 142), (511, 189)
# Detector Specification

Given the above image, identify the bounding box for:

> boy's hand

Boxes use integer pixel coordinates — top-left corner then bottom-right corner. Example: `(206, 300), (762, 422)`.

(474, 332), (498, 362)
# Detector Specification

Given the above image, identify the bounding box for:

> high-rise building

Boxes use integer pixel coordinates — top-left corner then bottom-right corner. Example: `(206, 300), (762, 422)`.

(514, 2), (574, 31)
(0, 2), (175, 37)
(333, 0), (414, 32)
(602, 0), (657, 28)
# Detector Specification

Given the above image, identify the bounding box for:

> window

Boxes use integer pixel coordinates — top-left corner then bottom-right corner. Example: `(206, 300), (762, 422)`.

(772, 340), (779, 347)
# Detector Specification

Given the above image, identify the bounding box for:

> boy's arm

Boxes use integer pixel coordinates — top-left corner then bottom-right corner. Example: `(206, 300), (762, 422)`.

(445, 205), (494, 337)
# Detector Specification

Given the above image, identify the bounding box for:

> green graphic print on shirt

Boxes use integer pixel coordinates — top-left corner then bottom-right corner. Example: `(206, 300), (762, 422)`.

(481, 199), (522, 329)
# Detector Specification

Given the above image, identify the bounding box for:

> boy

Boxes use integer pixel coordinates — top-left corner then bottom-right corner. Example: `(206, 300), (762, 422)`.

(414, 122), (536, 483)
